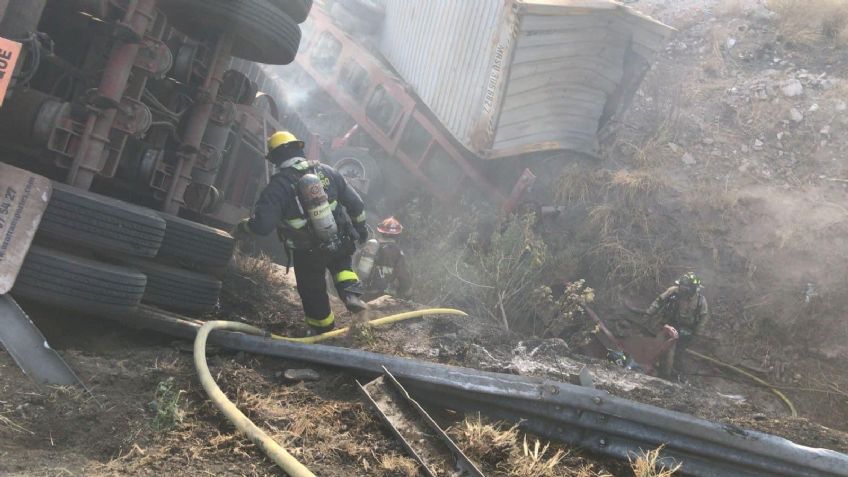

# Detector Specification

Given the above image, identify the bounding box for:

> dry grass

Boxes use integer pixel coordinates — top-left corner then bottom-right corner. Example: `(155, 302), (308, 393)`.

(450, 414), (520, 466)
(608, 169), (664, 207)
(590, 238), (677, 289)
(505, 436), (568, 477)
(379, 453), (420, 476)
(554, 166), (608, 205)
(770, 0), (848, 46)
(449, 416), (615, 477)
(0, 413), (33, 435)
(629, 446), (682, 477)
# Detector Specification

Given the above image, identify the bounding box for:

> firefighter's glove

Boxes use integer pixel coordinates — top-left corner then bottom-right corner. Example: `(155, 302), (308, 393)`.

(354, 221), (369, 245)
(233, 218), (252, 239)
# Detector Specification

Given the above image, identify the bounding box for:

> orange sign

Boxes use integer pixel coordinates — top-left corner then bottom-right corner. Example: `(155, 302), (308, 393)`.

(0, 36), (22, 108)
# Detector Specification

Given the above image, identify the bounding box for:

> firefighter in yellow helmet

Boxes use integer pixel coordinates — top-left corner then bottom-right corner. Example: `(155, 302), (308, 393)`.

(236, 131), (369, 334)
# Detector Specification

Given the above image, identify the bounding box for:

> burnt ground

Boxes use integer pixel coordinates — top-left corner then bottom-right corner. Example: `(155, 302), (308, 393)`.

(2, 257), (848, 476)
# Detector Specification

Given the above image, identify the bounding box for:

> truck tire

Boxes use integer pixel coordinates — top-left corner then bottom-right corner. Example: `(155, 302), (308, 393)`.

(39, 183), (166, 258)
(269, 0), (313, 23)
(12, 246), (147, 314)
(327, 147), (383, 200)
(160, 0), (301, 65)
(121, 258), (222, 313)
(157, 214), (235, 269)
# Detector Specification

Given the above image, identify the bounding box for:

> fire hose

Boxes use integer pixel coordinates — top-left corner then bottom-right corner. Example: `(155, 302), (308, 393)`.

(193, 309), (467, 474)
(129, 303), (848, 476)
(194, 321), (316, 477)
(272, 308), (468, 343)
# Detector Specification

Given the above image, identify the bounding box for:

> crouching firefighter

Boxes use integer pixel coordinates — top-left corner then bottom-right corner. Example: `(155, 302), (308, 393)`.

(355, 216), (412, 300)
(645, 272), (709, 379)
(236, 131), (369, 334)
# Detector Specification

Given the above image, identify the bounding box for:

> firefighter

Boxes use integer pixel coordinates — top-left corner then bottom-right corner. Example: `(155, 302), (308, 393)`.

(355, 217), (412, 300)
(645, 272), (709, 378)
(236, 131), (369, 334)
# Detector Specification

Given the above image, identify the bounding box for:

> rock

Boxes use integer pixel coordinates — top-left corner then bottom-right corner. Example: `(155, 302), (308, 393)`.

(667, 142), (682, 154)
(780, 79), (804, 97)
(753, 139), (764, 151)
(741, 144), (750, 153)
(726, 37), (737, 49)
(808, 103), (820, 112)
(821, 78), (842, 90)
(681, 152), (697, 165)
(710, 149), (722, 157)
(283, 368), (321, 382)
(702, 138), (715, 145)
(821, 125), (831, 135)
(776, 131), (785, 140)
(789, 108), (804, 122)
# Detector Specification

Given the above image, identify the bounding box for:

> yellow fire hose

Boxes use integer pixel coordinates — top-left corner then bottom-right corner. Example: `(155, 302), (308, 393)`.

(686, 349), (798, 417)
(194, 309), (467, 474)
(271, 308), (468, 343)
(195, 321), (316, 477)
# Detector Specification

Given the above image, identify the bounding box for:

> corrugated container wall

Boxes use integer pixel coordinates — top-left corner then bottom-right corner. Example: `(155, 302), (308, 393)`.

(379, 0), (672, 159)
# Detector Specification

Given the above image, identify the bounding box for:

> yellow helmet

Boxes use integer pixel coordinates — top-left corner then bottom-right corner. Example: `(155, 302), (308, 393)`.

(267, 131), (305, 152)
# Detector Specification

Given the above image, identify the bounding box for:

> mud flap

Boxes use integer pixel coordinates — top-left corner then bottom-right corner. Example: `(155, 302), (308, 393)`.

(0, 294), (83, 386)
(358, 367), (485, 477)
(0, 163), (52, 293)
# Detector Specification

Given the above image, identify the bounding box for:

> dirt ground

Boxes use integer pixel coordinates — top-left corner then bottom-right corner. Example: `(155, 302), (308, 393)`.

(4, 255), (848, 476)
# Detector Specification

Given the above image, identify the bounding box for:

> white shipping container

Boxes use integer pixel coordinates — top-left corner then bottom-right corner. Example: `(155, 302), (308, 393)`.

(378, 0), (672, 159)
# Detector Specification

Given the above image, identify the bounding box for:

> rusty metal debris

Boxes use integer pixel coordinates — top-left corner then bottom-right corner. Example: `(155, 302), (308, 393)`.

(125, 305), (848, 477)
(358, 367), (485, 477)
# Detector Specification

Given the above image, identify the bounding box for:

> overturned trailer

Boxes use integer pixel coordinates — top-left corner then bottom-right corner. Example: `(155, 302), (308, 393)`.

(247, 0), (672, 209)
(379, 0), (671, 159)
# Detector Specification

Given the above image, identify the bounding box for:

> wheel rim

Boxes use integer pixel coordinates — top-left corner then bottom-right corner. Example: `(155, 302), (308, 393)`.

(335, 156), (371, 195)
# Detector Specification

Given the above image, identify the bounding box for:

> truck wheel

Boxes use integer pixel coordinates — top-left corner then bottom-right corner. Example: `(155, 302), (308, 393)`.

(157, 214), (235, 269)
(39, 183), (166, 258)
(160, 0), (301, 65)
(12, 246), (147, 314)
(327, 147), (383, 201)
(121, 258), (222, 313)
(269, 0), (313, 23)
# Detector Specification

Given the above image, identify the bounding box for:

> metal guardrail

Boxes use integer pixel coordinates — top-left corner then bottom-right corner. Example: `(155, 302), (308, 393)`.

(128, 306), (848, 477)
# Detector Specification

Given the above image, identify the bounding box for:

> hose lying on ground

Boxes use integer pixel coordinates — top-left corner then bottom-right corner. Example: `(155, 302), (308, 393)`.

(272, 308), (468, 344)
(686, 349), (798, 417)
(194, 310), (467, 473)
(194, 321), (316, 477)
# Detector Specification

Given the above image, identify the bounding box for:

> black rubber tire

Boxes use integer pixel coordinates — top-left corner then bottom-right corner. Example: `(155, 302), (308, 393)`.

(160, 0), (301, 65)
(327, 147), (384, 200)
(39, 183), (166, 258)
(269, 0), (313, 23)
(157, 214), (235, 269)
(12, 246), (147, 314)
(121, 258), (222, 313)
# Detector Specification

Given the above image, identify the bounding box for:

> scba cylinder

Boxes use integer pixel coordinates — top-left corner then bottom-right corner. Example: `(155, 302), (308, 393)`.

(297, 173), (340, 251)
